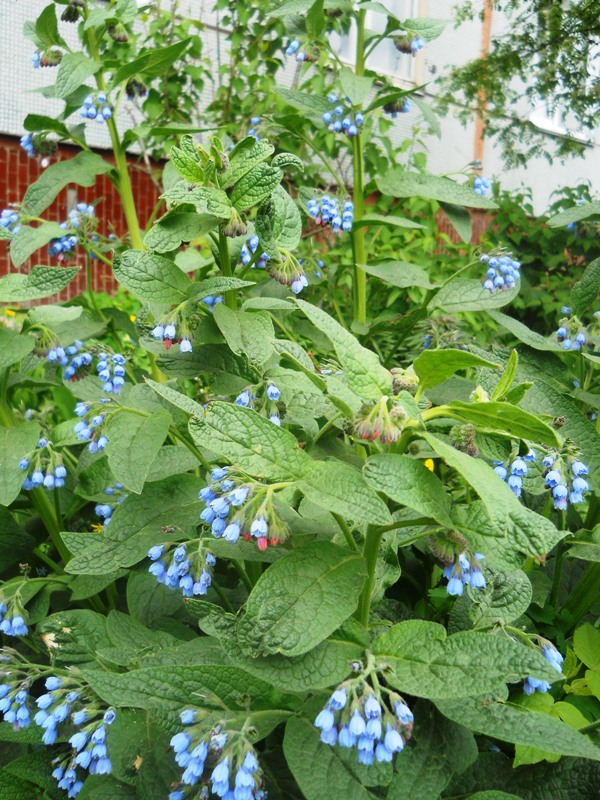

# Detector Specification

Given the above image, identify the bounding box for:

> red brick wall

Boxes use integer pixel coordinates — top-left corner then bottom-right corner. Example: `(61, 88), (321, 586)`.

(0, 135), (160, 303)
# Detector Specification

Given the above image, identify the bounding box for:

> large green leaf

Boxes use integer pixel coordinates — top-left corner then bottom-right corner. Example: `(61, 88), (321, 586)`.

(113, 250), (192, 303)
(436, 694), (600, 761)
(359, 261), (435, 289)
(547, 201), (600, 227)
(55, 52), (100, 98)
(161, 184), (232, 219)
(413, 350), (500, 392)
(443, 401), (560, 447)
(364, 454), (454, 527)
(144, 210), (221, 252)
(487, 311), (560, 352)
(213, 305), (274, 365)
(430, 279), (519, 313)
(377, 170), (497, 209)
(0, 266), (79, 301)
(112, 38), (191, 83)
(65, 475), (201, 574)
(295, 299), (392, 400)
(105, 410), (172, 494)
(0, 423), (41, 506)
(373, 621), (560, 700)
(255, 185), (302, 251)
(571, 256), (600, 317)
(21, 151), (112, 216)
(421, 433), (556, 560)
(8, 222), (66, 268)
(236, 541), (367, 657)
(219, 137), (275, 190)
(0, 329), (34, 369)
(277, 88), (332, 116)
(230, 163), (283, 211)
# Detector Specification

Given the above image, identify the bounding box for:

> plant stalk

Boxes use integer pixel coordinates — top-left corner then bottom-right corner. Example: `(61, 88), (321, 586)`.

(350, 8), (368, 326)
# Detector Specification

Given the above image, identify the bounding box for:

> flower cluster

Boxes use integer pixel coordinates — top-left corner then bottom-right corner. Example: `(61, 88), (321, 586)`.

(473, 175), (490, 196)
(48, 228), (78, 258)
(248, 116), (262, 141)
(46, 339), (94, 382)
(355, 396), (406, 444)
(383, 98), (412, 117)
(1, 208), (20, 236)
(314, 677), (413, 765)
(32, 49), (62, 68)
(481, 253), (521, 293)
(493, 450), (536, 499)
(147, 541), (216, 597)
(321, 93), (364, 137)
(51, 706), (116, 796)
(542, 455), (589, 510)
(20, 133), (37, 157)
(393, 34), (425, 54)
(96, 352), (126, 393)
(235, 380), (282, 426)
(524, 643), (564, 695)
(19, 436), (67, 492)
(73, 399), (111, 453)
(0, 594), (28, 637)
(0, 678), (30, 728)
(442, 550), (486, 596)
(152, 320), (192, 353)
(78, 93), (112, 123)
(170, 712), (267, 799)
(199, 467), (289, 551)
(95, 484), (127, 529)
(285, 38), (318, 63)
(555, 320), (589, 351)
(307, 196), (353, 233)
(201, 294), (224, 311)
(240, 235), (269, 269)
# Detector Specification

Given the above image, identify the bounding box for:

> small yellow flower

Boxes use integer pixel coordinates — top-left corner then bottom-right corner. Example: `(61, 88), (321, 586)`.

(424, 458), (435, 472)
(91, 523), (104, 533)
(130, 314), (136, 322)
(5, 309), (16, 317)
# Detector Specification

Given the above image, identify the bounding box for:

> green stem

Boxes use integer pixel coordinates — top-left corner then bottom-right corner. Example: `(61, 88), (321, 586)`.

(0, 367), (14, 426)
(85, 252), (107, 322)
(32, 547), (65, 575)
(562, 562), (600, 627)
(351, 8), (368, 326)
(218, 230), (237, 310)
(30, 489), (70, 565)
(333, 513), (359, 552)
(357, 526), (385, 627)
(550, 514), (567, 608)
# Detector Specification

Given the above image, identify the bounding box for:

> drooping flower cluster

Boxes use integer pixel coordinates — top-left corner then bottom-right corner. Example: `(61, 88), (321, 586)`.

(152, 320), (192, 353)
(19, 436), (67, 491)
(555, 318), (590, 351)
(46, 339), (94, 382)
(200, 294), (225, 312)
(97, 352), (126, 393)
(355, 396), (406, 444)
(383, 98), (412, 117)
(393, 33), (425, 54)
(321, 93), (364, 137)
(235, 380), (283, 426)
(442, 550), (486, 596)
(170, 712), (267, 799)
(473, 175), (490, 196)
(524, 642), (564, 695)
(0, 594), (28, 637)
(147, 541), (216, 597)
(199, 467), (289, 551)
(78, 92), (112, 123)
(493, 450), (536, 499)
(240, 235), (269, 269)
(73, 399), (111, 453)
(32, 49), (63, 68)
(314, 671), (413, 765)
(285, 38), (318, 63)
(542, 454), (589, 510)
(481, 253), (521, 293)
(0, 667), (30, 728)
(307, 196), (353, 233)
(20, 133), (37, 157)
(48, 228), (78, 258)
(20, 132), (57, 166)
(94, 484), (127, 529)
(248, 116), (262, 141)
(1, 208), (20, 236)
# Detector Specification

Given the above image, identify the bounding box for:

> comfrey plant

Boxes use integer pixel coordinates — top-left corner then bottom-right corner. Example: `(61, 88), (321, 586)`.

(1, 2), (600, 799)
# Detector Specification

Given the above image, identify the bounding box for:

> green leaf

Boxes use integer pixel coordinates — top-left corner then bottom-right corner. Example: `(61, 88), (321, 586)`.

(188, 276), (255, 301)
(37, 609), (111, 664)
(213, 305), (274, 365)
(487, 311), (561, 352)
(339, 65), (374, 105)
(386, 704), (477, 800)
(403, 17), (449, 41)
(189, 402), (309, 480)
(9, 222), (66, 267)
(306, 0), (325, 37)
(230, 163), (283, 211)
(0, 266), (79, 301)
(0, 329), (34, 369)
(22, 151), (112, 216)
(144, 209), (221, 252)
(421, 433), (555, 561)
(295, 298), (392, 400)
(34, 3), (67, 48)
(298, 460), (392, 525)
(78, 776), (137, 800)
(411, 95), (442, 138)
(443, 401), (561, 447)
(0, 770), (40, 800)
(0, 507), (36, 572)
(364, 454), (455, 527)
(377, 170), (497, 209)
(0, 423), (40, 507)
(219, 138), (275, 190)
(113, 250), (192, 303)
(65, 475), (201, 574)
(430, 278), (519, 313)
(374, 621), (561, 700)
(169, 147), (204, 182)
(277, 88), (333, 116)
(236, 541), (367, 657)
(105, 410), (172, 494)
(464, 567), (533, 627)
(23, 113), (71, 138)
(436, 694), (600, 761)
(439, 201), (472, 243)
(161, 183), (232, 219)
(547, 201), (600, 227)
(127, 570), (183, 628)
(284, 716), (379, 800)
(413, 350), (500, 392)
(358, 214), (426, 230)
(55, 53), (100, 99)
(359, 261), (435, 289)
(465, 794), (524, 800)
(573, 623), (600, 669)
(112, 38), (191, 84)
(571, 256), (600, 317)
(491, 350), (519, 401)
(144, 379), (205, 417)
(255, 185), (302, 251)
(271, 152), (304, 173)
